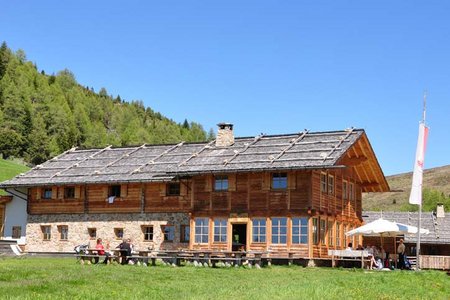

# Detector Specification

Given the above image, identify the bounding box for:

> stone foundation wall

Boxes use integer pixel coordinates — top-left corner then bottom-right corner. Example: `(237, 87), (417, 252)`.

(26, 213), (190, 252)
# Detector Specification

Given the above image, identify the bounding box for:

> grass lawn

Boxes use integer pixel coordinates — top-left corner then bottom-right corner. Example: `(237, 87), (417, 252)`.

(0, 159), (30, 195)
(0, 257), (448, 299)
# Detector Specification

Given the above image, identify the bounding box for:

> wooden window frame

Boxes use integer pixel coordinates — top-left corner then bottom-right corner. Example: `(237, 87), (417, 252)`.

(41, 225), (51, 241)
(88, 228), (97, 240)
(214, 175), (229, 191)
(42, 188), (52, 200)
(64, 187), (75, 199)
(162, 225), (175, 242)
(114, 227), (124, 240)
(312, 218), (319, 245)
(213, 219), (227, 243)
(252, 218), (266, 243)
(342, 180), (348, 200)
(271, 217), (287, 244)
(328, 175), (334, 195)
(328, 220), (334, 246)
(349, 183), (355, 201)
(271, 173), (288, 190)
(291, 217), (308, 244)
(109, 185), (121, 197)
(166, 182), (181, 196)
(180, 225), (190, 243)
(194, 218), (209, 244)
(12, 226), (21, 239)
(320, 173), (327, 193)
(336, 222), (341, 247)
(319, 218), (326, 245)
(58, 225), (69, 241)
(142, 225), (154, 242)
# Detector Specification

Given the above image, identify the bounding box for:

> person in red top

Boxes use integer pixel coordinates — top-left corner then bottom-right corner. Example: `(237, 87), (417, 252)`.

(94, 238), (110, 264)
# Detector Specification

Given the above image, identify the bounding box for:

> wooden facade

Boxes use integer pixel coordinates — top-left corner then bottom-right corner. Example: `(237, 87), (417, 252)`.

(1, 128), (389, 256)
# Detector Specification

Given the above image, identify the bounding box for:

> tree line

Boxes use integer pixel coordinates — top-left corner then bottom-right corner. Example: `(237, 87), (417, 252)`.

(0, 42), (214, 165)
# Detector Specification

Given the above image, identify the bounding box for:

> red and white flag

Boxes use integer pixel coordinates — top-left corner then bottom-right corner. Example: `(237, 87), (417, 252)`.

(409, 122), (429, 205)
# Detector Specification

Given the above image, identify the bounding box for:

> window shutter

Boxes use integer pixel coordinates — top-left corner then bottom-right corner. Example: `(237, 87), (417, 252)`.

(103, 186), (108, 199)
(263, 172), (271, 190)
(121, 184), (128, 198)
(288, 172), (296, 190)
(159, 183), (166, 196)
(205, 175), (212, 192)
(58, 187), (64, 199)
(228, 174), (236, 191)
(36, 187), (41, 200)
(74, 186), (81, 199)
(51, 187), (58, 199)
(180, 181), (187, 196)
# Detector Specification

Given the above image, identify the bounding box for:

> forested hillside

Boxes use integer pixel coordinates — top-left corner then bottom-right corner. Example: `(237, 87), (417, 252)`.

(0, 42), (210, 165)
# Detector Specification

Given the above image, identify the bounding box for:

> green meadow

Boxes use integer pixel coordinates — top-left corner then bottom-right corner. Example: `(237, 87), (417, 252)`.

(0, 257), (448, 299)
(0, 159), (29, 195)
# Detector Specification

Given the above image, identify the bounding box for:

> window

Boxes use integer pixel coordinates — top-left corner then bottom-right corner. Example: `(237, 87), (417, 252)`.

(12, 226), (21, 239)
(320, 173), (327, 193)
(342, 180), (348, 200)
(114, 228), (124, 239)
(88, 228), (97, 240)
(59, 225), (68, 240)
(292, 217), (308, 244)
(336, 223), (341, 247)
(167, 183), (180, 196)
(142, 226), (154, 241)
(213, 219), (227, 242)
(42, 226), (51, 240)
(328, 175), (334, 195)
(320, 219), (326, 244)
(312, 218), (319, 245)
(109, 185), (121, 197)
(194, 218), (209, 243)
(180, 225), (190, 243)
(272, 173), (287, 189)
(64, 187), (75, 198)
(349, 183), (354, 201)
(214, 175), (228, 191)
(162, 225), (175, 242)
(271, 217), (287, 244)
(252, 219), (266, 243)
(328, 221), (334, 246)
(42, 188), (52, 199)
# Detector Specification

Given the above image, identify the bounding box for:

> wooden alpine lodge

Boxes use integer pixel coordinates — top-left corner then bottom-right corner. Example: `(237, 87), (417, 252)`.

(0, 123), (389, 259)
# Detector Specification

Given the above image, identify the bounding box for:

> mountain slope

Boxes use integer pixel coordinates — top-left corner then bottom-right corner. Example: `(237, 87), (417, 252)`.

(363, 165), (450, 211)
(0, 42), (210, 165)
(0, 158), (30, 195)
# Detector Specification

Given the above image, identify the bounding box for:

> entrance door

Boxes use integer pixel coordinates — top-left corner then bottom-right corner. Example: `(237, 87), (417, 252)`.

(231, 223), (247, 251)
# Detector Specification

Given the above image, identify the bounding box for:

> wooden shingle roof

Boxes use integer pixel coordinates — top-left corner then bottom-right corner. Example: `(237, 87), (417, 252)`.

(363, 211), (450, 245)
(0, 128), (389, 191)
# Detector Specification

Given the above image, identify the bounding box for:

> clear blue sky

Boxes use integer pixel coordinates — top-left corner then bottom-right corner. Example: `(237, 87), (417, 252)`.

(1, 1), (449, 176)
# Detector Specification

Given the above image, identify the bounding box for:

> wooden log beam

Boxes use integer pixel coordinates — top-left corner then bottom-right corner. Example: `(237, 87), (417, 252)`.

(341, 156), (368, 167)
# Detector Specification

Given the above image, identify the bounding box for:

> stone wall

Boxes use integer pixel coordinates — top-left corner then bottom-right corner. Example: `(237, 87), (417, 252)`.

(26, 213), (190, 252)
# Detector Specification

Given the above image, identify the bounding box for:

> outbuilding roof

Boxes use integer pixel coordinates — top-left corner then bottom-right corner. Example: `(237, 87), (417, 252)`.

(0, 128), (389, 192)
(363, 211), (450, 245)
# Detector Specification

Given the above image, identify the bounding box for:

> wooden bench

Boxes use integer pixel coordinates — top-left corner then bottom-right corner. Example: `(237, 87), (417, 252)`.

(328, 250), (370, 268)
(75, 254), (118, 265)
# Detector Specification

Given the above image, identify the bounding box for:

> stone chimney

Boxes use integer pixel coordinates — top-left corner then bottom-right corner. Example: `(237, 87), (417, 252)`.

(436, 203), (445, 218)
(216, 123), (234, 147)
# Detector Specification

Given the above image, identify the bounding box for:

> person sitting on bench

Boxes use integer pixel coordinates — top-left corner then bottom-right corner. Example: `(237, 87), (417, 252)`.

(117, 239), (132, 265)
(94, 238), (110, 264)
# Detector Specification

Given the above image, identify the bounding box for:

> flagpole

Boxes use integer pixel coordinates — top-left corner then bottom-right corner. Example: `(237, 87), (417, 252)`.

(416, 91), (426, 271)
